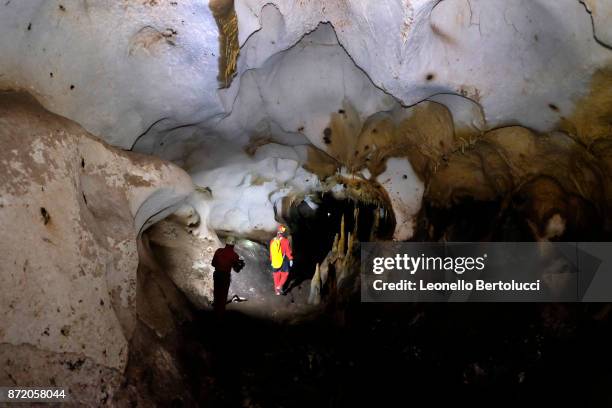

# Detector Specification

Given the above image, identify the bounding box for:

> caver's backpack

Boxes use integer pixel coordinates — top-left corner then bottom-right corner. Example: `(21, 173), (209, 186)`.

(233, 257), (245, 272)
(270, 237), (284, 268)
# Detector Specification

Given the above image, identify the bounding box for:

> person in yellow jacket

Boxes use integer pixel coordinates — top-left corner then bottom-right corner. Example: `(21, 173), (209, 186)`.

(269, 224), (293, 295)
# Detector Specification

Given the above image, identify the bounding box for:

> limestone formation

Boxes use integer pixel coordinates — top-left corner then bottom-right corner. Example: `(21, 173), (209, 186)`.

(0, 92), (193, 405)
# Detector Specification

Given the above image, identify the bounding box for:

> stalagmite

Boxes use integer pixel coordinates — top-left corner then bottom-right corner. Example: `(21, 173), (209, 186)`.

(346, 231), (352, 256)
(353, 206), (360, 239)
(331, 233), (339, 255)
(319, 256), (330, 286)
(338, 214), (346, 257)
(370, 207), (380, 242)
(308, 263), (322, 305)
(337, 232), (351, 287)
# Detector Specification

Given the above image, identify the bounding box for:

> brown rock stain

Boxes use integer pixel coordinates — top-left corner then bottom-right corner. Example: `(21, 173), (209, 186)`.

(425, 125), (608, 240)
(319, 100), (362, 166)
(560, 67), (612, 145)
(128, 26), (177, 56)
(124, 173), (153, 187)
(0, 92), (65, 194)
(430, 22), (457, 45)
(303, 145), (338, 180)
(353, 101), (457, 182)
(209, 0), (239, 88)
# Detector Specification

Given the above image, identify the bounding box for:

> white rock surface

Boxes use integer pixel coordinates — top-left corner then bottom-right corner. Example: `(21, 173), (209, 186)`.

(0, 92), (193, 404)
(186, 139), (319, 239)
(233, 0), (611, 132)
(582, 0), (612, 47)
(0, 0), (606, 142)
(0, 0), (222, 148)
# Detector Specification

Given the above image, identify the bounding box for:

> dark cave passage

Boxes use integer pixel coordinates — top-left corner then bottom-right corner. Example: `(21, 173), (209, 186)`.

(284, 194), (394, 287)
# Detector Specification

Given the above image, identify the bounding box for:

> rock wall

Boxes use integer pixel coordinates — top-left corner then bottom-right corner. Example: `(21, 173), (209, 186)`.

(0, 92), (193, 405)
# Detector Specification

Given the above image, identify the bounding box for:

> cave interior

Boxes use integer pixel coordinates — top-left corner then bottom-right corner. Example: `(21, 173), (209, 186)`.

(1, 0), (612, 406)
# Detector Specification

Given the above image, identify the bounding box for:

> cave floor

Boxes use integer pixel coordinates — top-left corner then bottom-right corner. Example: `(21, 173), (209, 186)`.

(144, 224), (612, 406)
(176, 302), (612, 407)
(225, 282), (315, 322)
(148, 219), (315, 321)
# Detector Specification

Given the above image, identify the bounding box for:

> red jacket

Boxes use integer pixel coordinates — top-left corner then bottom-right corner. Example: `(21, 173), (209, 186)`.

(212, 245), (239, 274)
(269, 235), (293, 262)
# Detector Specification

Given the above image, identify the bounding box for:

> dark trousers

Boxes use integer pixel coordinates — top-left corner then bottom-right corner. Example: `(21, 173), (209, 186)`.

(213, 270), (231, 316)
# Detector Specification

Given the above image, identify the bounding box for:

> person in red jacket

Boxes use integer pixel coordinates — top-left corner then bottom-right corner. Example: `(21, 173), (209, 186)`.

(211, 236), (243, 316)
(269, 224), (293, 295)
